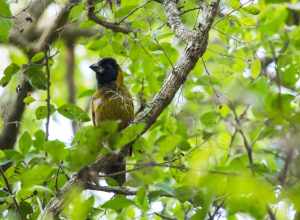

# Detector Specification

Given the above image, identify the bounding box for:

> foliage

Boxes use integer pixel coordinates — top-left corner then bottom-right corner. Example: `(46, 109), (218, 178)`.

(0, 0), (300, 219)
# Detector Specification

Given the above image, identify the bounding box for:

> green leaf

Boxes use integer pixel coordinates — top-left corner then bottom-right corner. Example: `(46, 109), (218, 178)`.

(115, 5), (138, 18)
(63, 186), (94, 220)
(114, 123), (145, 149)
(58, 104), (90, 122)
(251, 59), (261, 78)
(69, 125), (115, 169)
(21, 164), (53, 187)
(200, 111), (219, 127)
(0, 0), (12, 43)
(242, 5), (260, 15)
(44, 140), (68, 162)
(0, 63), (20, 87)
(158, 135), (182, 157)
(0, 0), (11, 17)
(20, 201), (33, 218)
(78, 89), (95, 98)
(19, 131), (32, 154)
(2, 149), (23, 162)
(23, 96), (35, 105)
(31, 52), (44, 63)
(35, 105), (56, 120)
(290, 27), (300, 48)
(259, 5), (288, 35)
(135, 187), (149, 211)
(174, 186), (196, 202)
(24, 64), (47, 90)
(102, 195), (135, 210)
(33, 130), (45, 150)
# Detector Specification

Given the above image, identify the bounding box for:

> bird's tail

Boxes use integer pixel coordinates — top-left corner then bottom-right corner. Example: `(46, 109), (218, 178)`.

(103, 153), (126, 185)
(104, 143), (133, 185)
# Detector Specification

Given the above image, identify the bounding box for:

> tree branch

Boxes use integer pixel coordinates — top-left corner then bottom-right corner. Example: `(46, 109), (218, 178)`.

(85, 183), (137, 195)
(135, 0), (220, 130)
(87, 0), (133, 34)
(9, 0), (53, 49)
(162, 0), (196, 42)
(32, 0), (80, 53)
(0, 80), (32, 150)
(65, 41), (77, 134)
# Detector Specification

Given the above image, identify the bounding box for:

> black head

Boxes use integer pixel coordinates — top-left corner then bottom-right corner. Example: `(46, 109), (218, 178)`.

(89, 57), (119, 86)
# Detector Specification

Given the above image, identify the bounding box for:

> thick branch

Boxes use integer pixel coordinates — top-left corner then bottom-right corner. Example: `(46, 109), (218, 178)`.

(163, 0), (196, 42)
(86, 0), (133, 34)
(85, 183), (137, 195)
(33, 0), (80, 53)
(135, 0), (220, 130)
(0, 80), (32, 150)
(65, 41), (77, 134)
(9, 0), (53, 49)
(0, 0), (54, 152)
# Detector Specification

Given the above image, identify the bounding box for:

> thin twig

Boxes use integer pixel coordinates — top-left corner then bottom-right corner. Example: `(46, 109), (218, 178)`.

(227, 129), (237, 159)
(230, 105), (254, 168)
(55, 165), (62, 193)
(267, 206), (276, 220)
(87, 0), (133, 34)
(208, 200), (225, 220)
(153, 37), (175, 70)
(214, 0), (254, 26)
(117, 0), (153, 24)
(97, 160), (186, 178)
(0, 167), (22, 217)
(154, 212), (176, 220)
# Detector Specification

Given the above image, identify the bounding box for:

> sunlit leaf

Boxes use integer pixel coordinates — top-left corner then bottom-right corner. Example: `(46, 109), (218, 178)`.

(0, 0), (12, 42)
(114, 123), (145, 149)
(0, 63), (20, 87)
(251, 59), (261, 78)
(35, 105), (56, 120)
(21, 164), (53, 187)
(58, 104), (90, 122)
(44, 140), (68, 162)
(19, 131), (32, 154)
(102, 195), (135, 210)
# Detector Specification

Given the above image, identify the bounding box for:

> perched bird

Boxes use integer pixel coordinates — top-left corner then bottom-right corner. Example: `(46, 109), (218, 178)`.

(89, 57), (134, 185)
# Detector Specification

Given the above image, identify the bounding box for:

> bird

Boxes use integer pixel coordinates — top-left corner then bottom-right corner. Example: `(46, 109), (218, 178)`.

(89, 57), (134, 185)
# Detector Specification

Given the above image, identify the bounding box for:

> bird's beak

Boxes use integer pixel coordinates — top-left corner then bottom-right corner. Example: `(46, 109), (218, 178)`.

(89, 63), (98, 72)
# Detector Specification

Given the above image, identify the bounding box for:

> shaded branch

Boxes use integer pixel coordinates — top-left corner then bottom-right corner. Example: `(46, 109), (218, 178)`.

(65, 41), (77, 134)
(0, 0), (52, 152)
(9, 0), (53, 49)
(0, 80), (32, 150)
(87, 0), (133, 34)
(33, 0), (80, 53)
(230, 105), (254, 168)
(85, 183), (137, 195)
(278, 148), (293, 186)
